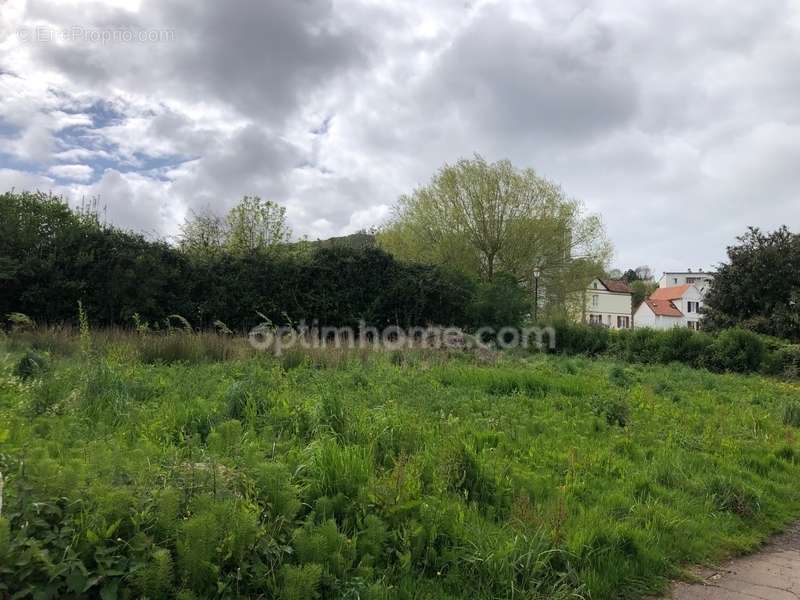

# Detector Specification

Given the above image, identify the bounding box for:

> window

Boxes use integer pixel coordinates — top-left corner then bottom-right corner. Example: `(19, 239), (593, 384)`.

(592, 294), (598, 307)
(673, 278), (678, 284)
(686, 277), (696, 284)
(617, 316), (630, 328)
(593, 281), (598, 289)
(686, 301), (694, 313)
(588, 314), (601, 325)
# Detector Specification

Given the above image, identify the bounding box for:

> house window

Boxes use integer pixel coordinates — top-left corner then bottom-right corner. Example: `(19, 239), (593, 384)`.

(686, 277), (696, 284)
(617, 316), (630, 328)
(592, 294), (598, 307)
(588, 314), (601, 325)
(673, 278), (678, 284)
(593, 281), (598, 289)
(687, 301), (694, 313)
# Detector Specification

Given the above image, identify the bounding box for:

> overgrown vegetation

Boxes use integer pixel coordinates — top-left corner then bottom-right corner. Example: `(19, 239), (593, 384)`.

(1, 332), (799, 598)
(548, 321), (800, 378)
(0, 191), (529, 333)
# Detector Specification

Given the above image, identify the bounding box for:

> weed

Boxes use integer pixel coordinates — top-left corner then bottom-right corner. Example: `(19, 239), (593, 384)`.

(783, 402), (800, 428)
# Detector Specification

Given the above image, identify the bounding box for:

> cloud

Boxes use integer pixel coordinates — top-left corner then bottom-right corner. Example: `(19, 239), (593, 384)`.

(0, 0), (798, 275)
(48, 163), (93, 181)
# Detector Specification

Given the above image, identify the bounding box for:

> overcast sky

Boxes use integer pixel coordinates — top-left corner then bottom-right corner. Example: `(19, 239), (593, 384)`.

(1, 0), (799, 274)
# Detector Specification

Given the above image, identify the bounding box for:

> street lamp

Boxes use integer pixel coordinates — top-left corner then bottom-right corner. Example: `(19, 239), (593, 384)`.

(533, 267), (541, 322)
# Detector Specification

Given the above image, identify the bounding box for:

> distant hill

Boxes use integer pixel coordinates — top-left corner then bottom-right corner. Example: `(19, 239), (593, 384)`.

(313, 231), (377, 250)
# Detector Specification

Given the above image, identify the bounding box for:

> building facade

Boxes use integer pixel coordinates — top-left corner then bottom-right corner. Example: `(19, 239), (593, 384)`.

(658, 270), (714, 296)
(634, 284), (704, 330)
(583, 278), (633, 329)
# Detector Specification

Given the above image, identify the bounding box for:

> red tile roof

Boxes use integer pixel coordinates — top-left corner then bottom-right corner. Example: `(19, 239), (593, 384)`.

(650, 284), (691, 300)
(600, 279), (632, 294)
(644, 298), (683, 317)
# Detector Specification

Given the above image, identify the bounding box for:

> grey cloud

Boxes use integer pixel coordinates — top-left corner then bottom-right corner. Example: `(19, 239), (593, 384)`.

(3, 0), (800, 275)
(423, 6), (638, 140)
(25, 0), (370, 124)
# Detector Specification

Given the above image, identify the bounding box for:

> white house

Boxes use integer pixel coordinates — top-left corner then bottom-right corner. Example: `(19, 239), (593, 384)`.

(634, 284), (704, 330)
(583, 278), (633, 329)
(658, 270), (714, 296)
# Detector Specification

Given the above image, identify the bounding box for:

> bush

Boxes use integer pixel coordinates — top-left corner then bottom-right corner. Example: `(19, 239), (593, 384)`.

(705, 328), (765, 373)
(657, 327), (712, 366)
(551, 321), (610, 356)
(621, 328), (663, 364)
(14, 349), (49, 380)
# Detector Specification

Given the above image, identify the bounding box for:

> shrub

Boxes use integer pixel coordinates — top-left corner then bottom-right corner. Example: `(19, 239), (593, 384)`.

(591, 396), (629, 427)
(658, 327), (712, 366)
(14, 350), (49, 380)
(551, 321), (610, 356)
(705, 328), (765, 373)
(621, 328), (662, 363)
(607, 365), (631, 388)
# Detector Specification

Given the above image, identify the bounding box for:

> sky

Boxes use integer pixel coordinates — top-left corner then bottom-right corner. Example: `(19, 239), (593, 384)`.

(1, 0), (799, 274)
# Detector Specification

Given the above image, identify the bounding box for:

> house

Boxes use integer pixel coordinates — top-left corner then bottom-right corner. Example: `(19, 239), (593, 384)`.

(658, 269), (714, 296)
(583, 278), (633, 329)
(634, 284), (704, 330)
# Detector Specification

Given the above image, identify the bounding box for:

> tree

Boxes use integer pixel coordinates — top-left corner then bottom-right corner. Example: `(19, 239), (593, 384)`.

(226, 196), (291, 255)
(377, 155), (611, 315)
(634, 265), (653, 281)
(178, 208), (227, 258)
(629, 279), (658, 310)
(704, 226), (800, 341)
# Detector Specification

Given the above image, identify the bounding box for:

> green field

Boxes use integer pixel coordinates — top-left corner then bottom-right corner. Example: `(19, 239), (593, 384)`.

(2, 336), (800, 599)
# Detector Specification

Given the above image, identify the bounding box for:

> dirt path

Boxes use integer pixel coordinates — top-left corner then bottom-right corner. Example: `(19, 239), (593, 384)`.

(664, 523), (800, 600)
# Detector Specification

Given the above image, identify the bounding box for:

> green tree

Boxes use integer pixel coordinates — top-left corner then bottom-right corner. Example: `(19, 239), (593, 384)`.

(704, 226), (800, 341)
(178, 208), (227, 258)
(225, 196), (291, 255)
(378, 155), (611, 315)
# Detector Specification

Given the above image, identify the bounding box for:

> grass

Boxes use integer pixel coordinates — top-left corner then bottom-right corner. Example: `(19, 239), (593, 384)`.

(1, 333), (800, 598)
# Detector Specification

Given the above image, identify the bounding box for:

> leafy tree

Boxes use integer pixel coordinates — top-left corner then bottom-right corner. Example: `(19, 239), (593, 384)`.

(377, 155), (611, 315)
(225, 196), (291, 255)
(178, 208), (227, 258)
(629, 279), (658, 309)
(704, 226), (800, 341)
(622, 269), (639, 283)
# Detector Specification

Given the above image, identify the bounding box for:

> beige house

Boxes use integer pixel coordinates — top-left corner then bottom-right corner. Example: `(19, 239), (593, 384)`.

(582, 278), (633, 329)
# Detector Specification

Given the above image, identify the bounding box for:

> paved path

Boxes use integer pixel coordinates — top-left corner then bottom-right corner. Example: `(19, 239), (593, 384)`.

(665, 523), (800, 600)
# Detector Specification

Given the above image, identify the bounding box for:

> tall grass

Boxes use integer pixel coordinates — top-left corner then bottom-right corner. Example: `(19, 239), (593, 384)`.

(0, 333), (799, 598)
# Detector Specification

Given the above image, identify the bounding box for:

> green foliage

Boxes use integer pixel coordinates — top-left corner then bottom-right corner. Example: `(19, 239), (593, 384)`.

(707, 477), (761, 518)
(783, 402), (800, 428)
(704, 226), (800, 341)
(1, 334), (800, 599)
(469, 272), (530, 332)
(310, 440), (372, 500)
(706, 328), (765, 373)
(377, 155), (612, 297)
(0, 192), (476, 331)
(14, 349), (48, 380)
(282, 563), (323, 600)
